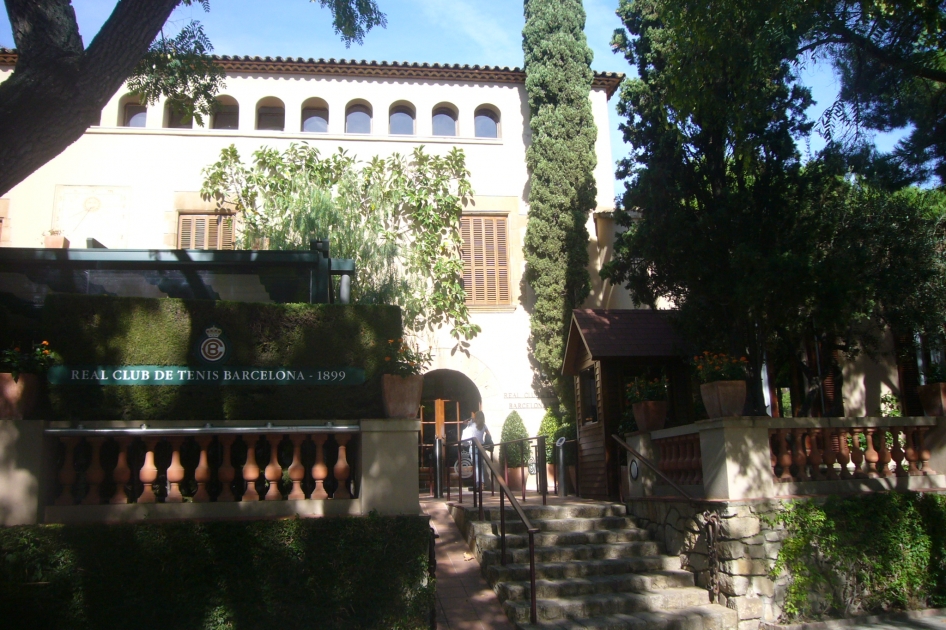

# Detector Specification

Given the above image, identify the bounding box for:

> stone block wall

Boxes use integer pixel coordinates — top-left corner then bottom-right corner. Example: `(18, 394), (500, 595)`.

(627, 498), (789, 630)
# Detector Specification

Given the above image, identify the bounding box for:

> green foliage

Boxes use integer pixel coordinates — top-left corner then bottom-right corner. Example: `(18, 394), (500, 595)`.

(624, 375), (667, 404)
(770, 493), (946, 620)
(501, 411), (530, 468)
(604, 0), (946, 416)
(38, 294), (400, 420)
(537, 408), (560, 461)
(927, 363), (946, 384)
(0, 515), (432, 630)
(382, 338), (432, 376)
(201, 143), (480, 348)
(0, 341), (56, 382)
(692, 352), (748, 384)
(522, 0), (597, 407)
(880, 392), (903, 417)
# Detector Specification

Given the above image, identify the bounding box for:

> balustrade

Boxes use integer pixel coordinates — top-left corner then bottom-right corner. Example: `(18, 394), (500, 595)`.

(653, 433), (702, 486)
(769, 423), (936, 482)
(48, 427), (359, 507)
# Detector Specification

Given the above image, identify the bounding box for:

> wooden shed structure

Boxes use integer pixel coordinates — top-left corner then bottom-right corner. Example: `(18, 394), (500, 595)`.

(562, 309), (692, 499)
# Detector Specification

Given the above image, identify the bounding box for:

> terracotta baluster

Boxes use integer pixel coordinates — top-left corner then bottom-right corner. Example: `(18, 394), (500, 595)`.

(55, 437), (78, 506)
(288, 434), (306, 500)
(166, 437), (185, 503)
(264, 436), (283, 501)
(791, 428), (809, 481)
(905, 427), (921, 476)
(193, 436), (211, 502)
(890, 428), (907, 477)
(655, 440), (666, 478)
(693, 437), (703, 484)
(770, 430), (778, 478)
(242, 435), (261, 501)
(217, 435), (236, 502)
(110, 437), (132, 504)
(685, 436), (697, 485)
(808, 429), (824, 481)
(138, 437), (159, 503)
(850, 428), (866, 478)
(876, 428), (892, 478)
(836, 428), (852, 480)
(863, 428), (880, 478)
(333, 434), (352, 499)
(918, 426), (935, 474)
(822, 428), (839, 480)
(777, 429), (793, 482)
(310, 434), (329, 499)
(670, 439), (681, 484)
(81, 437), (105, 505)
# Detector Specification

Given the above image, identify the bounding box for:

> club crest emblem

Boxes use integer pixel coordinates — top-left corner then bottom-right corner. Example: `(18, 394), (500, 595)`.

(197, 325), (228, 363)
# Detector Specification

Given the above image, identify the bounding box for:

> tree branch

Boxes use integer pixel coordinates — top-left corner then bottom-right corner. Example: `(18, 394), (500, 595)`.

(826, 22), (946, 85)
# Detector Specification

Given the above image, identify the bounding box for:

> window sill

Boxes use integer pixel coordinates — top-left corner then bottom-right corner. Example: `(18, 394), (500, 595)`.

(466, 304), (517, 313)
(86, 127), (504, 145)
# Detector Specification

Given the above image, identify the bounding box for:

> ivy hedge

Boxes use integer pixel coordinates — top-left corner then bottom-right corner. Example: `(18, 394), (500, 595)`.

(771, 492), (946, 620)
(29, 294), (401, 420)
(0, 515), (433, 630)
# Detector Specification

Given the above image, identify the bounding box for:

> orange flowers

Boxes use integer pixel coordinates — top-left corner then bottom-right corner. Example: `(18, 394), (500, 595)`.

(692, 351), (748, 384)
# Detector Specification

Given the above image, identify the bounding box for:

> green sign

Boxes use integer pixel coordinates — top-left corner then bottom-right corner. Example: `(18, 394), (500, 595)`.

(48, 365), (365, 386)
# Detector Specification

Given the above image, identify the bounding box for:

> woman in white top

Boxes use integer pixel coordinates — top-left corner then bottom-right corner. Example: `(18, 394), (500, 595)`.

(460, 411), (491, 489)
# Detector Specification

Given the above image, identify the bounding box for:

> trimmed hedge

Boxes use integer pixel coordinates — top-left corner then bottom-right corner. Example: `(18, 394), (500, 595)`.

(0, 515), (433, 630)
(35, 294), (401, 420)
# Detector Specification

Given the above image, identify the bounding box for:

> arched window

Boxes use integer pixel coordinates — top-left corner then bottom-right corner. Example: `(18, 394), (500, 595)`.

(165, 101), (192, 129)
(432, 105), (457, 136)
(256, 97), (285, 131)
(120, 96), (147, 127)
(301, 98), (329, 132)
(212, 96), (239, 130)
(389, 104), (415, 135)
(346, 103), (372, 134)
(474, 107), (500, 139)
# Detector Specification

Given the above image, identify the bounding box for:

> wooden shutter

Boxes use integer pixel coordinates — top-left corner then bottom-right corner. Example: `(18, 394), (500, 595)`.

(178, 214), (235, 250)
(460, 216), (509, 305)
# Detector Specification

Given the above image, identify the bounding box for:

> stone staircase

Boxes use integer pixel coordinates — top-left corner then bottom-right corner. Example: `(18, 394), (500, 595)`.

(449, 501), (737, 630)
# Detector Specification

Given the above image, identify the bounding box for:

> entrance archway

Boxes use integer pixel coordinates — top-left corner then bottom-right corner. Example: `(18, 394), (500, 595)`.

(418, 369), (482, 491)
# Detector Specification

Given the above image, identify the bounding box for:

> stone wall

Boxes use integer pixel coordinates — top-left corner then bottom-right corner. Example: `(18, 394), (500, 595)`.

(627, 498), (788, 630)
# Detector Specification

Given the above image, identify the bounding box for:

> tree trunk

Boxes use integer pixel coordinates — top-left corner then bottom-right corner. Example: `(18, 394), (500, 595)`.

(0, 0), (180, 196)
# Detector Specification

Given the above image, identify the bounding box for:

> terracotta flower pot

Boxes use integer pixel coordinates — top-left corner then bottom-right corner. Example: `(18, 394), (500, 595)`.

(505, 466), (526, 491)
(632, 400), (668, 432)
(918, 383), (946, 416)
(381, 374), (424, 418)
(0, 373), (40, 419)
(700, 380), (747, 418)
(43, 235), (69, 249)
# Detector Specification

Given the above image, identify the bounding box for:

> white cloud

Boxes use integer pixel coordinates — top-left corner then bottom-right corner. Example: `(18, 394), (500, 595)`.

(409, 0), (523, 67)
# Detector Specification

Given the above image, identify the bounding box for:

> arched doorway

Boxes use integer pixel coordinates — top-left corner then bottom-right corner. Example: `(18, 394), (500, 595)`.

(418, 369), (482, 491)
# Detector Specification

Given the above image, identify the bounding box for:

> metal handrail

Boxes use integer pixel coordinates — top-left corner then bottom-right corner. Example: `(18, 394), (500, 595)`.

(468, 436), (539, 625)
(611, 433), (722, 604)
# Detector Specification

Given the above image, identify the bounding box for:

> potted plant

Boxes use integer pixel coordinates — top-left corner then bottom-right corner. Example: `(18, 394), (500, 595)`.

(380, 338), (431, 418)
(694, 352), (748, 418)
(43, 229), (69, 249)
(0, 341), (55, 419)
(537, 408), (560, 483)
(501, 411), (529, 491)
(918, 363), (946, 416)
(625, 375), (668, 432)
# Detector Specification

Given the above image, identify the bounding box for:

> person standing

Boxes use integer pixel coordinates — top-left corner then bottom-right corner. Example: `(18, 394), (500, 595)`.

(460, 410), (491, 489)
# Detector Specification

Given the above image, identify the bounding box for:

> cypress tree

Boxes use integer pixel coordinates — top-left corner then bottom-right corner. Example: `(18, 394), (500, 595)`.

(522, 0), (598, 407)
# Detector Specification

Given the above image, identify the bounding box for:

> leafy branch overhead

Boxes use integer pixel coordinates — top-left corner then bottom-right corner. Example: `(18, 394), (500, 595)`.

(0, 0), (386, 196)
(201, 143), (480, 347)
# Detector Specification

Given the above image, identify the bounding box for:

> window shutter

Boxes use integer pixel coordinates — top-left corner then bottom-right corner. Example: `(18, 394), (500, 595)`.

(220, 216), (234, 250)
(178, 214), (235, 250)
(460, 216), (509, 305)
(179, 216), (194, 249)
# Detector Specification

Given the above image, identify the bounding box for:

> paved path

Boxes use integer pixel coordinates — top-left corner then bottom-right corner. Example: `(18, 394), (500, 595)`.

(765, 610), (946, 630)
(422, 497), (516, 630)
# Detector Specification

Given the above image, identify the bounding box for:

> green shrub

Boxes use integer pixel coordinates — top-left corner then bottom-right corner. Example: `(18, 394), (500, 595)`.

(0, 515), (433, 630)
(537, 408), (560, 462)
(501, 411), (529, 467)
(35, 294), (401, 420)
(770, 492), (946, 621)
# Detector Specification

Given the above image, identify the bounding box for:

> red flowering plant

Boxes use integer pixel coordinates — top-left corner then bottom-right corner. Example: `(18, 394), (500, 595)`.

(625, 375), (668, 404)
(382, 338), (432, 376)
(692, 351), (748, 384)
(1, 341), (56, 382)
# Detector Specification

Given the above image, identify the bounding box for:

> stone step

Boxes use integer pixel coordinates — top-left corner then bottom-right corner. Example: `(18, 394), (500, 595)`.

(487, 556), (682, 584)
(475, 527), (653, 550)
(483, 504), (627, 521)
(477, 516), (639, 535)
(502, 588), (716, 624)
(512, 604), (738, 630)
(496, 570), (696, 601)
(481, 541), (663, 567)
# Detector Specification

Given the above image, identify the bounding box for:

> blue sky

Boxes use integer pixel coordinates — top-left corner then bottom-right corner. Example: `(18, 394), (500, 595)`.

(0, 0), (905, 200)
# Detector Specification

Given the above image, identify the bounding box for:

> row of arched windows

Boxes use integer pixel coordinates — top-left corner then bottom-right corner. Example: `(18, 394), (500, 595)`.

(119, 94), (501, 139)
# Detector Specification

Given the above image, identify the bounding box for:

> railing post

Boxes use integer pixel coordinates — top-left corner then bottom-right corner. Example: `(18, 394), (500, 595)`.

(529, 531), (537, 625)
(538, 435), (547, 506)
(500, 488), (506, 566)
(472, 442), (478, 509)
(556, 438), (566, 498)
(433, 437), (443, 498)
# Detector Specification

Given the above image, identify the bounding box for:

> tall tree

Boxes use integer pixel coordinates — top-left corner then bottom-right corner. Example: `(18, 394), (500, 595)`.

(0, 0), (385, 197)
(522, 0), (598, 407)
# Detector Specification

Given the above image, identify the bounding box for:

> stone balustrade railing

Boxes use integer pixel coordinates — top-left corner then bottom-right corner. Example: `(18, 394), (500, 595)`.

(49, 425), (356, 507)
(626, 416), (946, 501)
